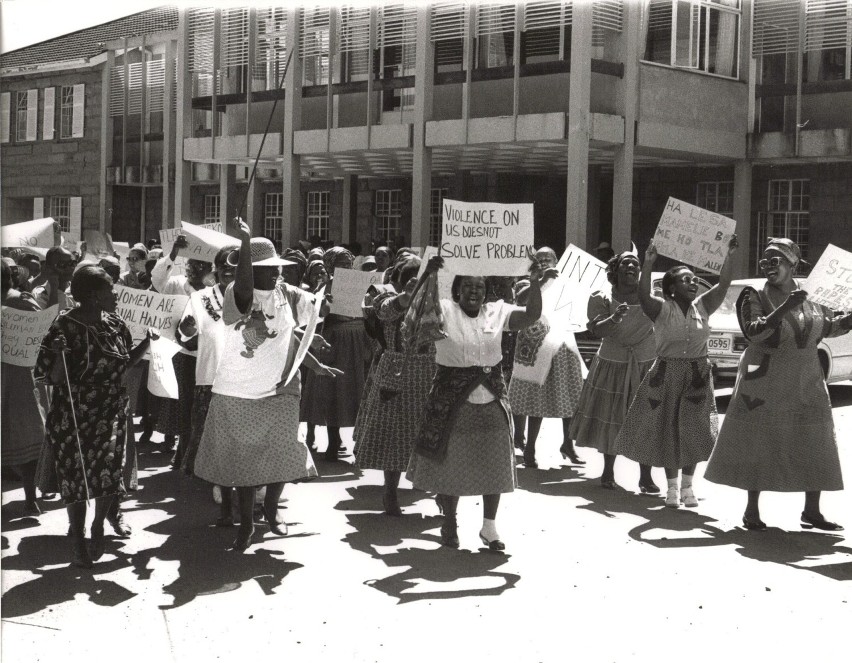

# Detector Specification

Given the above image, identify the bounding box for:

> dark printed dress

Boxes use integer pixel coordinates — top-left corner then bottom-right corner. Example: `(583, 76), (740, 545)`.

(34, 311), (131, 504)
(705, 284), (846, 491)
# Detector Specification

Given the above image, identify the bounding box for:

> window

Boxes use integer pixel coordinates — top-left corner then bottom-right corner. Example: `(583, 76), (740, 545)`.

(521, 1), (571, 65)
(757, 179), (810, 268)
(476, 3), (516, 69)
(204, 194), (220, 224)
(430, 188), (448, 247)
(306, 191), (330, 241)
(643, 0), (741, 78)
(16, 91), (29, 142)
(375, 189), (401, 242)
(60, 86), (74, 139)
(50, 197), (71, 233)
(264, 192), (285, 244)
(696, 181), (734, 215)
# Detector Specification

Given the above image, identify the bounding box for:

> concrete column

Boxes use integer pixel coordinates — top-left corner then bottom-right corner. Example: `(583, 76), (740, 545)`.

(411, 5), (434, 249)
(733, 160), (753, 278)
(587, 165), (602, 248)
(162, 39), (176, 229)
(611, 0), (640, 253)
(219, 165), (237, 226)
(245, 177), (263, 235)
(174, 11), (192, 224)
(281, 7), (304, 249)
(565, 1), (593, 250)
(100, 50), (114, 236)
(341, 174), (357, 244)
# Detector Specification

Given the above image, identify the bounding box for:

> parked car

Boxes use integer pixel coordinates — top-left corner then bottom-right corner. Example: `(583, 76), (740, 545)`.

(575, 273), (713, 366)
(707, 279), (852, 384)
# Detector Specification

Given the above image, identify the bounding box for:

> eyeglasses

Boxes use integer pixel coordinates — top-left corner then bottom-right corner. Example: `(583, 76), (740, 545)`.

(127, 256), (142, 263)
(758, 256), (785, 270)
(677, 275), (701, 285)
(54, 260), (76, 269)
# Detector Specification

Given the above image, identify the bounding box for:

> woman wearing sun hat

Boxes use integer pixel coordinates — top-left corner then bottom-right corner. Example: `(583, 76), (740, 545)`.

(194, 220), (340, 552)
(705, 238), (852, 531)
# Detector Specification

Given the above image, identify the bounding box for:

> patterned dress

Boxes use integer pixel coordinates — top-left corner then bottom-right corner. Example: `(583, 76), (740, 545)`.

(705, 284), (846, 491)
(571, 291), (656, 454)
(612, 298), (718, 469)
(33, 311), (132, 504)
(354, 292), (436, 472)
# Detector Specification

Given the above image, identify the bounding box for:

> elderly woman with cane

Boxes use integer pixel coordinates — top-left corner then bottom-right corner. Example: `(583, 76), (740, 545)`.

(407, 256), (554, 551)
(34, 265), (149, 568)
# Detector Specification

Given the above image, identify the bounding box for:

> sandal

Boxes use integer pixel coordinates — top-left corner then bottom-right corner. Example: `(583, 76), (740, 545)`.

(801, 512), (843, 531)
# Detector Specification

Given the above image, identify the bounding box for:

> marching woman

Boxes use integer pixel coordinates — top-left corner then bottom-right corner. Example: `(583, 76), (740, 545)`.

(354, 255), (435, 515)
(175, 244), (237, 525)
(300, 247), (374, 461)
(705, 238), (850, 530)
(193, 220), (339, 552)
(1, 261), (48, 516)
(613, 235), (738, 508)
(570, 251), (660, 492)
(407, 256), (553, 551)
(508, 247), (586, 469)
(34, 265), (149, 568)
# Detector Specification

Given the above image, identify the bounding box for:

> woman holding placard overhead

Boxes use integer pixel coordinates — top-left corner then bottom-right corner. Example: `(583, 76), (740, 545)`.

(613, 234), (738, 509)
(407, 256), (554, 551)
(300, 247), (374, 462)
(705, 239), (851, 531)
(508, 247), (586, 469)
(570, 250), (660, 493)
(34, 265), (149, 568)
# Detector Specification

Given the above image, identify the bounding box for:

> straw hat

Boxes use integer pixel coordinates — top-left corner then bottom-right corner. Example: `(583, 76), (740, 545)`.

(227, 237), (294, 267)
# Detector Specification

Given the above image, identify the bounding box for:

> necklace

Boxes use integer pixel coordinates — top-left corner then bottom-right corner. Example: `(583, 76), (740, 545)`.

(201, 287), (222, 322)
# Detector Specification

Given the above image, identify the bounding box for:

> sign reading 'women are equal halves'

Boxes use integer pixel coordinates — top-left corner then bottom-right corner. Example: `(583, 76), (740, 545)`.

(439, 199), (535, 276)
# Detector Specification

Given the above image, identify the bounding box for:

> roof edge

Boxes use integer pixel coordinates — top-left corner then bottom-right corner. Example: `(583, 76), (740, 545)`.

(1, 52), (108, 77)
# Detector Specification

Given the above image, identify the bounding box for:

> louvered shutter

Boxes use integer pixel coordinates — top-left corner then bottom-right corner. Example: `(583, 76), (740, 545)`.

(189, 8), (216, 96)
(592, 0), (622, 47)
(69, 197), (82, 242)
(301, 5), (331, 58)
(805, 0), (851, 52)
(523, 1), (571, 59)
(0, 92), (9, 143)
(71, 84), (85, 138)
(109, 68), (125, 117)
(753, 0), (802, 56)
(43, 87), (55, 140)
(221, 7), (249, 68)
(255, 6), (288, 84)
(147, 60), (165, 115)
(26, 89), (38, 142)
(339, 4), (372, 79)
(33, 198), (44, 220)
(379, 2), (418, 49)
(431, 2), (468, 41)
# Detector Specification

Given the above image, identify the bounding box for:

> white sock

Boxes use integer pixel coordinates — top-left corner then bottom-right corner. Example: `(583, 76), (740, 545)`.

(667, 477), (678, 491)
(681, 474), (694, 490)
(481, 518), (499, 540)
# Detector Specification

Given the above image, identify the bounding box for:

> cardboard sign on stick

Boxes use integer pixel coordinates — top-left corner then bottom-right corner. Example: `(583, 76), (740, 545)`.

(114, 284), (189, 345)
(802, 244), (852, 311)
(546, 244), (611, 330)
(439, 199), (534, 276)
(1, 305), (59, 367)
(147, 332), (181, 399)
(1, 218), (57, 249)
(652, 197), (736, 274)
(159, 221), (227, 261)
(329, 268), (384, 318)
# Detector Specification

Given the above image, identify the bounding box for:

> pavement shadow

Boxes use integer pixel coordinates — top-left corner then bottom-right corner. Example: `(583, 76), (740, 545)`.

(337, 484), (520, 605)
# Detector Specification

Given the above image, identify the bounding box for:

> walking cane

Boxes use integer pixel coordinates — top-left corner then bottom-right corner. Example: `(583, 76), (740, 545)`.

(60, 349), (92, 505)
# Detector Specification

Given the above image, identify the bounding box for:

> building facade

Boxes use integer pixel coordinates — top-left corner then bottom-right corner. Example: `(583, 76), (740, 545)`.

(2, 1), (851, 276)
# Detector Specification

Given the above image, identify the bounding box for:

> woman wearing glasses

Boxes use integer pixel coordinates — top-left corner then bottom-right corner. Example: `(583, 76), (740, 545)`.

(613, 235), (738, 508)
(705, 239), (851, 531)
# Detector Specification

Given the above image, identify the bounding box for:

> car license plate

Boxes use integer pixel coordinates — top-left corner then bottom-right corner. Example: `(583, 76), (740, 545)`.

(707, 334), (732, 352)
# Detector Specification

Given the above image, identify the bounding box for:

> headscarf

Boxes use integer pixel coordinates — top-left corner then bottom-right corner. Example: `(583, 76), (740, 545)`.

(389, 255), (422, 288)
(606, 250), (641, 285)
(282, 248), (308, 280)
(304, 260), (326, 289)
(129, 243), (148, 260)
(322, 246), (354, 272)
(308, 247), (325, 262)
(765, 237), (802, 266)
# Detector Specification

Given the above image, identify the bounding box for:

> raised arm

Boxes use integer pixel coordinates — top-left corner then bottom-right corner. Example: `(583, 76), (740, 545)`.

(697, 234), (739, 315)
(232, 218), (253, 314)
(638, 242), (664, 322)
(507, 267), (557, 330)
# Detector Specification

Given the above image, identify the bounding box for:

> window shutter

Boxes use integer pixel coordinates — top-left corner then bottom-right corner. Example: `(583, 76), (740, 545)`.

(255, 7), (288, 77)
(221, 7), (249, 68)
(339, 4), (372, 53)
(805, 0), (851, 52)
(147, 60), (166, 114)
(26, 89), (38, 141)
(430, 2), (469, 42)
(33, 197), (45, 220)
(476, 3), (516, 37)
(753, 0), (802, 56)
(0, 92), (9, 143)
(71, 84), (85, 137)
(379, 3), (418, 49)
(523, 1), (572, 31)
(43, 87), (55, 140)
(301, 5), (331, 59)
(69, 197), (82, 242)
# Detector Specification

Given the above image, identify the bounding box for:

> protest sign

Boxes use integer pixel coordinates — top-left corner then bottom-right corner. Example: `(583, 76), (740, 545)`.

(159, 221), (226, 260)
(802, 244), (852, 311)
(283, 285), (325, 387)
(417, 246), (457, 301)
(114, 284), (189, 344)
(112, 241), (131, 272)
(329, 268), (384, 318)
(1, 218), (57, 249)
(652, 197), (736, 274)
(439, 199), (534, 276)
(545, 244), (611, 330)
(1, 305), (58, 367)
(147, 332), (181, 399)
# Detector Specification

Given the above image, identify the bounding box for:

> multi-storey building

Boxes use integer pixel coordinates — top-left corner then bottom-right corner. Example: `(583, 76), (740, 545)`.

(2, 1), (851, 275)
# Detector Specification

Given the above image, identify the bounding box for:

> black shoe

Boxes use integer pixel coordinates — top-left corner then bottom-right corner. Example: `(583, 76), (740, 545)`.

(600, 478), (617, 490)
(523, 450), (538, 469)
(742, 516), (768, 531)
(801, 512), (843, 531)
(440, 515), (459, 548)
(638, 481), (661, 495)
(106, 511), (132, 538)
(232, 524), (255, 552)
(264, 506), (288, 535)
(70, 535), (93, 569)
(88, 524), (106, 562)
(559, 442), (585, 465)
(479, 532), (506, 552)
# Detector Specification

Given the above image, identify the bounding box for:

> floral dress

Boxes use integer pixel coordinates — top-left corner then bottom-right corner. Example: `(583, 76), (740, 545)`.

(34, 311), (132, 504)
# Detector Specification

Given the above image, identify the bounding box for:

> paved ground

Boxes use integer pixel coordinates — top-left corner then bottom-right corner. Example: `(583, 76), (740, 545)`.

(2, 385), (851, 663)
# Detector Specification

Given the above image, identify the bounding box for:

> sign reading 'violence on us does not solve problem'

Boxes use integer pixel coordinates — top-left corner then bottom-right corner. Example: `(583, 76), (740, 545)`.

(653, 197), (737, 275)
(802, 244), (852, 312)
(439, 199), (534, 276)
